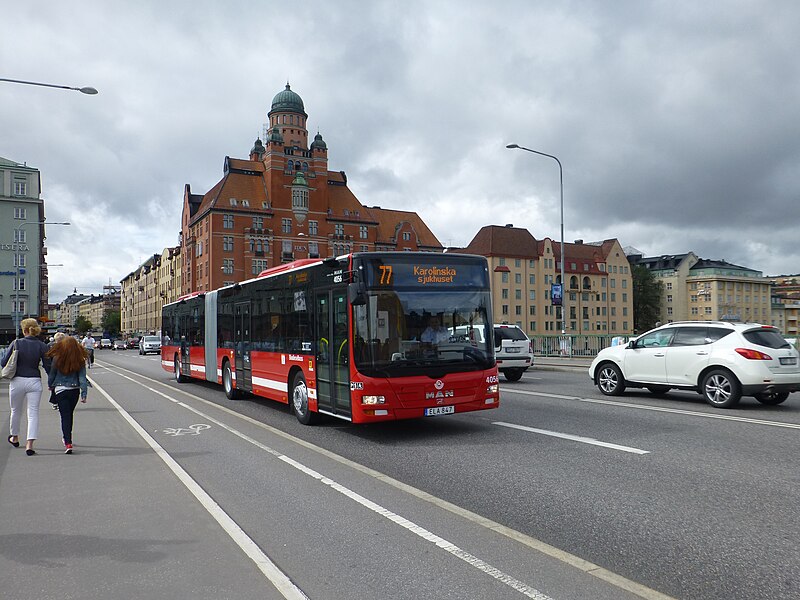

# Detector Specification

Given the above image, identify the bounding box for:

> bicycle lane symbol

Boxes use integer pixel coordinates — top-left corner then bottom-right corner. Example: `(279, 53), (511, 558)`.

(163, 424), (211, 436)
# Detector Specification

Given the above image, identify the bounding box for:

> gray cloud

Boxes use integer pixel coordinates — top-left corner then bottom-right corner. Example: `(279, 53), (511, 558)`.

(3, 0), (799, 302)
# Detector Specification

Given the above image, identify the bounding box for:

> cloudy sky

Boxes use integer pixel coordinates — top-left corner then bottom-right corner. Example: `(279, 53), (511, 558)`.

(3, 1), (799, 303)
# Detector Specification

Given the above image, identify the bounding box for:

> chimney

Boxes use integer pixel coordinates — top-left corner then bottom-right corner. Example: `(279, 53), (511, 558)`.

(505, 224), (514, 228)
(574, 239), (583, 244)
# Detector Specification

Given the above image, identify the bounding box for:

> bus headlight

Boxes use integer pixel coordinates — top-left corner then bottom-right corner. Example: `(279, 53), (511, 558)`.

(486, 384), (499, 394)
(362, 395), (386, 405)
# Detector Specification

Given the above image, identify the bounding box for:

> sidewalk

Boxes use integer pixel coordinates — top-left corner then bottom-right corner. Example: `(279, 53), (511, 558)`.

(0, 373), (284, 600)
(535, 355), (593, 371)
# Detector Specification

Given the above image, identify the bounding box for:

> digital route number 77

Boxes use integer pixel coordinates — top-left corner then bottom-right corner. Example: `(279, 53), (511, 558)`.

(379, 265), (393, 285)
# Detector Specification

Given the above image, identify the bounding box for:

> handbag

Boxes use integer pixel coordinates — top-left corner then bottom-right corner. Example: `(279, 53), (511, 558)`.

(1, 343), (17, 379)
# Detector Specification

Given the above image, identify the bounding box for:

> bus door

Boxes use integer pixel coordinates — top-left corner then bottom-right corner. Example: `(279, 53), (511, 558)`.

(314, 289), (351, 419)
(179, 312), (190, 376)
(234, 302), (252, 392)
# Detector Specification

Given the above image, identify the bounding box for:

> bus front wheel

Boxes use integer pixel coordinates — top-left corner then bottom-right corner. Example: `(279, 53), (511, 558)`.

(223, 361), (239, 400)
(291, 372), (317, 425)
(174, 356), (187, 383)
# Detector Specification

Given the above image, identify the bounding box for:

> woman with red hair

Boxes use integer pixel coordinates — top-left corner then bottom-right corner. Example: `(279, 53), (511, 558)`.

(46, 336), (89, 454)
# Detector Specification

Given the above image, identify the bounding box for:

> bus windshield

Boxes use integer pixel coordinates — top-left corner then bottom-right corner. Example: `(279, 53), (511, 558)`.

(352, 289), (494, 377)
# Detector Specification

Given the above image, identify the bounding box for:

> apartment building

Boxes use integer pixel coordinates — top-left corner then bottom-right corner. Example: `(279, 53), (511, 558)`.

(120, 246), (181, 336)
(457, 225), (633, 336)
(630, 253), (772, 324)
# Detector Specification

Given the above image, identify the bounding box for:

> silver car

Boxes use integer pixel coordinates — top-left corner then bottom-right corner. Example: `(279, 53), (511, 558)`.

(139, 335), (161, 355)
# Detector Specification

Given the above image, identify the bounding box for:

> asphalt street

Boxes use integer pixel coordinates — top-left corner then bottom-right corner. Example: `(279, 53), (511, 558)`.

(2, 350), (798, 599)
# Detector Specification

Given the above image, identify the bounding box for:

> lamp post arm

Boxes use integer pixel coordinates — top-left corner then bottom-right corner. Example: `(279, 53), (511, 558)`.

(0, 78), (98, 95)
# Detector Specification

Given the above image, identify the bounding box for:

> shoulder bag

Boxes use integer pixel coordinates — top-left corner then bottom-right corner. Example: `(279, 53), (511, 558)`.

(1, 342), (18, 379)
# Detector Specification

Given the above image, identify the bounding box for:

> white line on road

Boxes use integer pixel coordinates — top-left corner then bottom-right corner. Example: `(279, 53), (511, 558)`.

(493, 421), (650, 454)
(508, 389), (800, 430)
(107, 372), (553, 599)
(90, 378), (310, 600)
(99, 362), (677, 600)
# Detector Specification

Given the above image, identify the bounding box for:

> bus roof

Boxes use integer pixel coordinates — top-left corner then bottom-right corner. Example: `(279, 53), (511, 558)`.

(256, 258), (323, 279)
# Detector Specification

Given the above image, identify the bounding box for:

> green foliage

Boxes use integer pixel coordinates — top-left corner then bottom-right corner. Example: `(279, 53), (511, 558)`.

(632, 265), (663, 333)
(74, 315), (93, 335)
(102, 310), (121, 337)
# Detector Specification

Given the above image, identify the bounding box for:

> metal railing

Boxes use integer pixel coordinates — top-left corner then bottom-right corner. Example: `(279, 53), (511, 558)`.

(530, 334), (631, 358)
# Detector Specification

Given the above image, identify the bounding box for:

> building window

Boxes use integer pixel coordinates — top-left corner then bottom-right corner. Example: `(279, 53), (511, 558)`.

(242, 200), (250, 207)
(502, 305), (509, 315)
(14, 254), (26, 267)
(13, 179), (27, 196)
(14, 229), (26, 243)
(515, 306), (522, 315)
(196, 241), (203, 257)
(282, 240), (292, 256)
(223, 236), (233, 251)
(252, 259), (267, 274)
(359, 225), (368, 239)
(230, 198), (238, 206)
(515, 289), (522, 300)
(223, 214), (234, 229)
(309, 220), (318, 235)
(309, 242), (319, 257)
(666, 282), (673, 290)
(529, 290), (536, 301)
(515, 259), (521, 268)
(501, 289), (508, 299)
(335, 224), (344, 236)
(282, 218), (292, 233)
(14, 207), (26, 220)
(360, 245), (368, 252)
(222, 259), (234, 274)
(501, 272), (509, 283)
(402, 232), (411, 241)
(253, 216), (263, 229)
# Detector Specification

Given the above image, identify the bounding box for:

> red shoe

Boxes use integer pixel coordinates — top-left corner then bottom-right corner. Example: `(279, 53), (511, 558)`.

(65, 444), (73, 454)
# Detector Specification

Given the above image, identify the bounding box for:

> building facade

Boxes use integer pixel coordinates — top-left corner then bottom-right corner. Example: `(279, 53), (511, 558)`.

(181, 84), (442, 295)
(120, 246), (182, 336)
(631, 253), (773, 324)
(458, 225), (634, 336)
(0, 157), (48, 342)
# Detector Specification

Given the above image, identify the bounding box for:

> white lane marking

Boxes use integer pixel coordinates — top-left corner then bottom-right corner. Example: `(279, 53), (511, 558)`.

(102, 364), (677, 600)
(508, 389), (800, 430)
(110, 372), (552, 599)
(494, 422), (650, 455)
(163, 424), (211, 436)
(89, 379), (309, 600)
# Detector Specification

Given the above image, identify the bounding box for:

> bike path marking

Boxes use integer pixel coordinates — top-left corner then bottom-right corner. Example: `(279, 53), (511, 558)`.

(90, 378), (309, 600)
(96, 363), (675, 600)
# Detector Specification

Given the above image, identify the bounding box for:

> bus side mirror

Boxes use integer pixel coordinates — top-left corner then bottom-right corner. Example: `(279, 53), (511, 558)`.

(348, 282), (367, 306)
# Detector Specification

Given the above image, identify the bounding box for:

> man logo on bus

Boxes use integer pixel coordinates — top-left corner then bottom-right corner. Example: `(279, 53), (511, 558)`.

(434, 380), (444, 390)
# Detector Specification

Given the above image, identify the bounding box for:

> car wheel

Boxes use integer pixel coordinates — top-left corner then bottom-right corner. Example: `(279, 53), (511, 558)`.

(646, 385), (671, 396)
(597, 363), (625, 396)
(222, 361), (238, 399)
(701, 369), (741, 408)
(503, 369), (524, 382)
(174, 356), (186, 383)
(291, 371), (317, 425)
(754, 391), (789, 405)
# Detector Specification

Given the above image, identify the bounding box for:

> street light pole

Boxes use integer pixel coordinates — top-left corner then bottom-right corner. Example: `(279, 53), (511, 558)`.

(506, 144), (567, 334)
(12, 221), (70, 337)
(0, 78), (98, 95)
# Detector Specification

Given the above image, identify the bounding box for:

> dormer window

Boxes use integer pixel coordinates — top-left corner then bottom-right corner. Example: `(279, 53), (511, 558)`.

(230, 198), (238, 206)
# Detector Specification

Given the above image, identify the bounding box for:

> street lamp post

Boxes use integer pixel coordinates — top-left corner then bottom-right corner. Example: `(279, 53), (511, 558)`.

(0, 78), (98, 95)
(506, 143), (567, 335)
(12, 221), (70, 337)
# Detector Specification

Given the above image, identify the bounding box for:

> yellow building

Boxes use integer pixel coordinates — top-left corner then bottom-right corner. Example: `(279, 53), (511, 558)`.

(121, 246), (181, 336)
(457, 225), (633, 336)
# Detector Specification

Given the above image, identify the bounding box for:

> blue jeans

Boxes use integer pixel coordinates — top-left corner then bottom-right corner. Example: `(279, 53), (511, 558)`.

(56, 389), (81, 445)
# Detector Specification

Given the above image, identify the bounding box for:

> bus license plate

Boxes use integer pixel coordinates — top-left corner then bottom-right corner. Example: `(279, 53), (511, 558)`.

(425, 406), (455, 416)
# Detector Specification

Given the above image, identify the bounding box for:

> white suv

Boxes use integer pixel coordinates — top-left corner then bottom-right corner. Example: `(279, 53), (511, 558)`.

(493, 324), (534, 382)
(139, 336), (162, 355)
(589, 321), (800, 408)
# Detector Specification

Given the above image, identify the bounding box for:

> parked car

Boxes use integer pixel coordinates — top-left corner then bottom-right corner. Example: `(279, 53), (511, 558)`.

(589, 321), (800, 408)
(112, 339), (127, 350)
(139, 336), (161, 355)
(127, 337), (140, 349)
(493, 323), (534, 381)
(99, 338), (112, 349)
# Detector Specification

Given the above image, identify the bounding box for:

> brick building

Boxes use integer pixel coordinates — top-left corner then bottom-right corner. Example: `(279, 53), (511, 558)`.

(181, 83), (442, 295)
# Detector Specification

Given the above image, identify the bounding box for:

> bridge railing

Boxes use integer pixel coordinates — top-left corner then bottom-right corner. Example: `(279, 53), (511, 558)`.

(529, 334), (631, 358)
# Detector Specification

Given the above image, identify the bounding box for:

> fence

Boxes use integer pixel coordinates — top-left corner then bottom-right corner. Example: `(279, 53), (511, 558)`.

(529, 334), (630, 358)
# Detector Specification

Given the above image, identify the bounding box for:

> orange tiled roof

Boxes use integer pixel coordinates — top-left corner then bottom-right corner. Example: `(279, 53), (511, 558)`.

(364, 206), (442, 248)
(460, 225), (539, 258)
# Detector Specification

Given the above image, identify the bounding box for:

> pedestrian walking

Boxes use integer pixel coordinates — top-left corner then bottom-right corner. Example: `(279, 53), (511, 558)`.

(48, 333), (66, 410)
(46, 336), (89, 454)
(2, 318), (51, 456)
(81, 333), (96, 368)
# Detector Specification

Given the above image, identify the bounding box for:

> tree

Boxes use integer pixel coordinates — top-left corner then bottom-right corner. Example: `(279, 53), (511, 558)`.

(74, 315), (93, 335)
(102, 310), (121, 338)
(632, 265), (663, 333)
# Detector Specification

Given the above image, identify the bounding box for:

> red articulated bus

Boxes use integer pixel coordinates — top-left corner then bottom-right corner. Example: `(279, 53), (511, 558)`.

(161, 252), (500, 424)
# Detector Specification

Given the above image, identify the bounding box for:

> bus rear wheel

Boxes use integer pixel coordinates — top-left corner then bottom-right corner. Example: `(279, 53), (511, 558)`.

(291, 371), (317, 425)
(223, 361), (239, 400)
